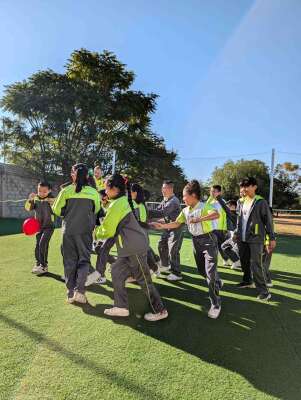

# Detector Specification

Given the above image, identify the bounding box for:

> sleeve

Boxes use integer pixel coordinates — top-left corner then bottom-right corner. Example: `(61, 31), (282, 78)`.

(52, 189), (67, 217)
(148, 201), (165, 218)
(176, 210), (186, 224)
(260, 200), (276, 241)
(95, 203), (122, 240)
(93, 193), (101, 214)
(139, 204), (147, 223)
(206, 204), (217, 214)
(25, 199), (35, 211)
(150, 197), (180, 219)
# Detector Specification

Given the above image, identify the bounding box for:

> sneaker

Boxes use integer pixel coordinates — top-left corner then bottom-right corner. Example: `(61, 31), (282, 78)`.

(32, 264), (41, 273)
(266, 281), (273, 288)
(73, 291), (87, 304)
(95, 276), (107, 285)
(237, 281), (255, 289)
(223, 259), (231, 267)
(85, 271), (101, 287)
(144, 309), (168, 322)
(33, 265), (48, 275)
(167, 273), (183, 281)
(125, 277), (136, 283)
(104, 307), (129, 317)
(160, 265), (171, 273)
(208, 305), (221, 319)
(231, 260), (241, 270)
(257, 293), (272, 301)
(66, 296), (75, 304)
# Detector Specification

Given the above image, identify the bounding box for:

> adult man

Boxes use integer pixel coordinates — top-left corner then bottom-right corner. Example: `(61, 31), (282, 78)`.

(235, 177), (276, 300)
(149, 181), (184, 281)
(206, 185), (241, 269)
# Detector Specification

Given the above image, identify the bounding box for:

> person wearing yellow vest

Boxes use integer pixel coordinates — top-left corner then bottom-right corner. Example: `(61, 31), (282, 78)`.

(151, 180), (222, 319)
(206, 185), (241, 269)
(93, 165), (105, 191)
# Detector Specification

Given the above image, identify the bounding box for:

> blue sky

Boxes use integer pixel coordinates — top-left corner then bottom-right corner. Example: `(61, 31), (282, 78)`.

(1, 0), (300, 179)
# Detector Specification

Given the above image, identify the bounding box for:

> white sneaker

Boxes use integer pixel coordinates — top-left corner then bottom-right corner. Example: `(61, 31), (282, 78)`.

(231, 260), (241, 270)
(208, 305), (221, 319)
(160, 265), (171, 273)
(32, 265), (48, 275)
(73, 291), (87, 304)
(266, 281), (273, 288)
(144, 309), (168, 321)
(85, 271), (101, 287)
(126, 277), (136, 283)
(223, 260), (231, 267)
(32, 264), (41, 273)
(167, 273), (183, 281)
(151, 269), (161, 278)
(96, 276), (107, 285)
(104, 307), (129, 317)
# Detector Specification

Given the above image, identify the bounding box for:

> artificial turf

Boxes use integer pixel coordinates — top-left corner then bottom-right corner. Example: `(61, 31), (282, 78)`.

(0, 231), (300, 400)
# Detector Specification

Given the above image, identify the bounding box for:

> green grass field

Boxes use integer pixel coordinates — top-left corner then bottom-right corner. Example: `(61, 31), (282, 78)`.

(0, 231), (301, 400)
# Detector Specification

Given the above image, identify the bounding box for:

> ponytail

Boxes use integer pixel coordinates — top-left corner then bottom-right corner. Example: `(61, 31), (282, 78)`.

(73, 163), (89, 193)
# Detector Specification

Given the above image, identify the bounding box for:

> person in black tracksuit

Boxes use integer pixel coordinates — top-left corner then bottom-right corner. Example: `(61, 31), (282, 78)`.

(25, 181), (55, 275)
(235, 177), (276, 301)
(52, 163), (100, 304)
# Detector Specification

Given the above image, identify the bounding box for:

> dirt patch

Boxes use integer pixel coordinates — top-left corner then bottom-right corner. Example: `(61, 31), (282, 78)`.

(274, 215), (301, 236)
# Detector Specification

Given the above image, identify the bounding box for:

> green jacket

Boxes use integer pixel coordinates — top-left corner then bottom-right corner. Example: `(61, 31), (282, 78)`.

(95, 196), (148, 257)
(206, 196), (227, 231)
(52, 184), (100, 235)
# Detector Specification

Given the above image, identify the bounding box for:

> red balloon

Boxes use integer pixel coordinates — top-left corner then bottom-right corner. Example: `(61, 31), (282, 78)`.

(23, 218), (41, 236)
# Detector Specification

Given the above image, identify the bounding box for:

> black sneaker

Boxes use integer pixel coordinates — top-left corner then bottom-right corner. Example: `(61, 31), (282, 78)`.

(237, 281), (255, 288)
(257, 293), (272, 301)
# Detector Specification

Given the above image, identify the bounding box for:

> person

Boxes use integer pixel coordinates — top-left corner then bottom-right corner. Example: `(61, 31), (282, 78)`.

(131, 183), (160, 276)
(52, 163), (100, 304)
(25, 181), (55, 275)
(235, 177), (276, 301)
(220, 200), (241, 270)
(262, 207), (275, 288)
(148, 180), (184, 281)
(85, 190), (116, 286)
(94, 165), (105, 191)
(152, 180), (222, 319)
(95, 174), (168, 322)
(206, 185), (241, 269)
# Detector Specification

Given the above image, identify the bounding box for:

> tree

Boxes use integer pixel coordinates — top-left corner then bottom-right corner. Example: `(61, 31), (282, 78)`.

(0, 49), (185, 192)
(211, 159), (270, 199)
(210, 159), (300, 208)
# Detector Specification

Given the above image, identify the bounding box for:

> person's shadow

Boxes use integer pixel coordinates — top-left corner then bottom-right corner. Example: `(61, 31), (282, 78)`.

(80, 264), (301, 400)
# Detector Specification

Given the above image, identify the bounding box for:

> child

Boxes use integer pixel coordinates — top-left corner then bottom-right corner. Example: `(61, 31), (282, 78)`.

(220, 200), (241, 270)
(94, 165), (105, 191)
(235, 177), (276, 301)
(52, 163), (100, 304)
(25, 181), (55, 275)
(152, 180), (222, 319)
(95, 174), (168, 322)
(131, 183), (160, 276)
(85, 190), (116, 286)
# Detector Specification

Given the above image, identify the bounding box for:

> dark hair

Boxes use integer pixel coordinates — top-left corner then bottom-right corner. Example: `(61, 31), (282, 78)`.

(143, 189), (151, 202)
(163, 180), (174, 187)
(73, 163), (89, 193)
(106, 174), (126, 197)
(212, 184), (222, 192)
(38, 181), (51, 189)
(131, 183), (145, 205)
(183, 180), (201, 200)
(240, 177), (258, 187)
(99, 189), (107, 197)
(227, 199), (237, 208)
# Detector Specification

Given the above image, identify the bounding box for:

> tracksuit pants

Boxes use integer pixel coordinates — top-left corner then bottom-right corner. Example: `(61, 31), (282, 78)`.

(111, 252), (165, 313)
(35, 228), (54, 267)
(158, 228), (184, 276)
(238, 241), (269, 295)
(192, 233), (221, 308)
(262, 249), (272, 283)
(62, 232), (93, 297)
(93, 238), (116, 276)
(214, 230), (239, 263)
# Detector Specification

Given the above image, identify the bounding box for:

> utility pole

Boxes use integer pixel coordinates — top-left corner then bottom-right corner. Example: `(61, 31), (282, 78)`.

(2, 119), (5, 164)
(269, 148), (275, 207)
(112, 150), (116, 174)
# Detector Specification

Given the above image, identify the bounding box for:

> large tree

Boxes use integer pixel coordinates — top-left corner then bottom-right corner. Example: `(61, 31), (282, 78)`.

(0, 48), (185, 191)
(210, 159), (299, 208)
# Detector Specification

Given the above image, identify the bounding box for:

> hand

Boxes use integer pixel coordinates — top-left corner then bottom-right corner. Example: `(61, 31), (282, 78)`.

(267, 240), (276, 254)
(189, 217), (200, 224)
(149, 222), (164, 230)
(232, 234), (238, 243)
(29, 193), (36, 200)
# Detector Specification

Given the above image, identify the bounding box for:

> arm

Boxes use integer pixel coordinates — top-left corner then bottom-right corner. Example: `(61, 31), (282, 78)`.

(216, 195), (237, 226)
(261, 201), (276, 251)
(25, 193), (36, 211)
(190, 210), (219, 224)
(95, 203), (122, 240)
(151, 221), (183, 230)
(52, 189), (67, 217)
